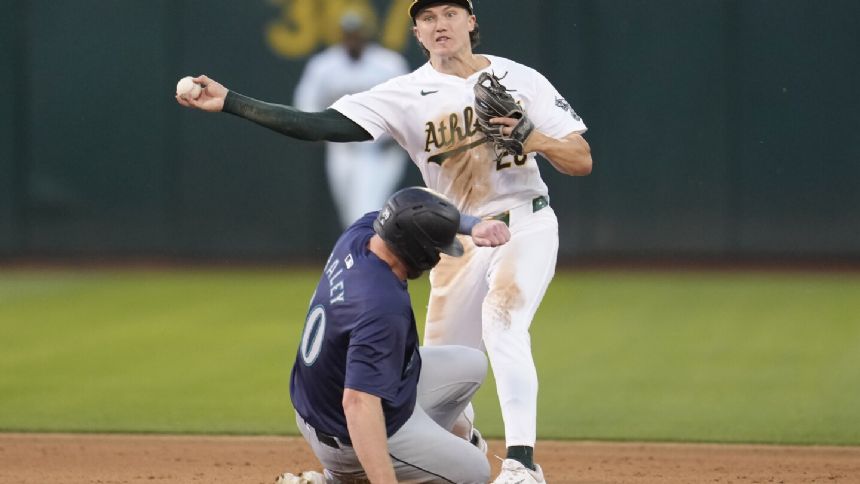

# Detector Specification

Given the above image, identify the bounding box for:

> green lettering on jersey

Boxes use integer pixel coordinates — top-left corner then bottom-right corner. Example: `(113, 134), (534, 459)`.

(448, 113), (462, 144)
(424, 106), (511, 165)
(437, 120), (449, 147)
(464, 106), (480, 137)
(424, 121), (441, 152)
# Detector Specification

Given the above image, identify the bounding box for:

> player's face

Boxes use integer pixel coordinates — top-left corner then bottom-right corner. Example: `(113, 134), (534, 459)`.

(413, 4), (476, 57)
(341, 29), (367, 59)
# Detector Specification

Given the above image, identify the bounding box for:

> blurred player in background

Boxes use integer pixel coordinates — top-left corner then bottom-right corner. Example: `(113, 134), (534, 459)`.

(293, 10), (410, 228)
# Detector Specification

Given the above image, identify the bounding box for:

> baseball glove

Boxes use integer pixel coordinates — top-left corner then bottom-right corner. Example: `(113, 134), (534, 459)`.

(473, 72), (534, 158)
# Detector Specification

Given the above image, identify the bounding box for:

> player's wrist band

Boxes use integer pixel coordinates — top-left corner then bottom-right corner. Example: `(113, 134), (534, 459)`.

(458, 214), (480, 235)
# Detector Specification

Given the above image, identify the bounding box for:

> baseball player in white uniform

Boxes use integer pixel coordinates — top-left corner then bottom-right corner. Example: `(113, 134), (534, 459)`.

(176, 1), (592, 481)
(294, 11), (410, 228)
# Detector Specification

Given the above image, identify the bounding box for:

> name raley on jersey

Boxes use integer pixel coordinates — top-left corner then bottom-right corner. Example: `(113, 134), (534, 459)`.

(323, 253), (346, 305)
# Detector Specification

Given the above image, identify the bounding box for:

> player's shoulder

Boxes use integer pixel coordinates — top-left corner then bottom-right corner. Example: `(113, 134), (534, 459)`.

(311, 45), (342, 60)
(485, 54), (541, 76)
(340, 213), (376, 245)
(367, 66), (422, 93)
(304, 45), (345, 69)
(364, 44), (411, 76)
(396, 61), (448, 88)
(485, 55), (549, 88)
(364, 274), (410, 309)
(350, 260), (410, 316)
(366, 43), (407, 62)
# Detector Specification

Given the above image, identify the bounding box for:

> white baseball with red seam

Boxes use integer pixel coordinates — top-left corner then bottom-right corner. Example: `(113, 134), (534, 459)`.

(176, 76), (202, 100)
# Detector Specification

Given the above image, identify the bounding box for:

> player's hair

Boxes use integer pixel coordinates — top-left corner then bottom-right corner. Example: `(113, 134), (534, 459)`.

(417, 23), (481, 58)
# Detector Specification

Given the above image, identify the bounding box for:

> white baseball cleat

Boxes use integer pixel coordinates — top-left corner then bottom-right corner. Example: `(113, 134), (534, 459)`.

(492, 459), (546, 484)
(275, 470), (326, 484)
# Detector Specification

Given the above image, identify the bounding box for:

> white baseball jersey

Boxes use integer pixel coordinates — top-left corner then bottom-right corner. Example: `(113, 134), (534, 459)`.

(331, 55), (587, 217)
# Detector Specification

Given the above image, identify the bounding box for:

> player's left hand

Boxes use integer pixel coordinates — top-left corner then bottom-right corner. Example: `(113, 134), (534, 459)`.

(489, 117), (540, 153)
(470, 219), (511, 247)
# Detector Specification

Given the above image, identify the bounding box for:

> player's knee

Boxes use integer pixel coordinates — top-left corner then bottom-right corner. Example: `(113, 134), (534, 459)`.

(445, 454), (490, 484)
(460, 457), (491, 484)
(453, 346), (488, 383)
(483, 327), (531, 355)
(419, 345), (487, 387)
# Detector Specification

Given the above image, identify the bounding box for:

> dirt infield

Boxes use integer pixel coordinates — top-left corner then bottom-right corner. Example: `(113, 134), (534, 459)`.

(1, 433), (858, 483)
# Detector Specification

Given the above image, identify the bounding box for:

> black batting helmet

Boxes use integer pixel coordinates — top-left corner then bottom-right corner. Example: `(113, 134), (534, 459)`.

(373, 187), (464, 273)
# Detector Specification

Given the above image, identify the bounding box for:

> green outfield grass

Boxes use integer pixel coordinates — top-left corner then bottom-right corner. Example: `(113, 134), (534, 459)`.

(1, 268), (859, 445)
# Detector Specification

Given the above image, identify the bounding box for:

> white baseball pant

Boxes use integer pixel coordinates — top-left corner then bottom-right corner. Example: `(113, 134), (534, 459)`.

(425, 202), (559, 448)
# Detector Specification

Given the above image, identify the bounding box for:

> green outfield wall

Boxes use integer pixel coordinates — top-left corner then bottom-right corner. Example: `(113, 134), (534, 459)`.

(1, 0), (858, 260)
(0, 0), (19, 252)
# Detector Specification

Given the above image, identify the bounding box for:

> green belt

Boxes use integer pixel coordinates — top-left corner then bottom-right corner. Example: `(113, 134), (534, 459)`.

(489, 195), (549, 226)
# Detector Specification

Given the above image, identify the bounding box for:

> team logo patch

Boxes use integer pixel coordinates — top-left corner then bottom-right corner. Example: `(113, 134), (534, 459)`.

(555, 96), (581, 121)
(379, 207), (391, 225)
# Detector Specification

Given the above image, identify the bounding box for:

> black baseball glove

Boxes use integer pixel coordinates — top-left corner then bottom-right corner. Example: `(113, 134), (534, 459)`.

(473, 72), (535, 158)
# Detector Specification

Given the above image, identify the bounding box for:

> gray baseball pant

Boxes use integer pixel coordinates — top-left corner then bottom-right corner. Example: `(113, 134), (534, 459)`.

(296, 345), (491, 483)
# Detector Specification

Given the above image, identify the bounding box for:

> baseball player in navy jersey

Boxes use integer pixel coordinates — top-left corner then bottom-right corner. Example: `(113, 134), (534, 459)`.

(276, 187), (509, 484)
(177, 1), (592, 481)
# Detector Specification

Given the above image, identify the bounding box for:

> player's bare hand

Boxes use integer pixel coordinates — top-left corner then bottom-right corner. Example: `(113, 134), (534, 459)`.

(175, 75), (227, 112)
(470, 219), (510, 247)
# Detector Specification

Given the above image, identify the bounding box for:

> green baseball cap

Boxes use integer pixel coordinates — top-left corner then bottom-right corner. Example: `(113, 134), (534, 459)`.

(409, 0), (474, 22)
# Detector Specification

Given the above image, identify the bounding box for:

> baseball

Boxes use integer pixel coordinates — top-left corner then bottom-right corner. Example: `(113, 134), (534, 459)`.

(176, 76), (202, 100)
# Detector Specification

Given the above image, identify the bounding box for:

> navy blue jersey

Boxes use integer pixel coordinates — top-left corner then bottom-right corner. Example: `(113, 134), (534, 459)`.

(290, 212), (421, 441)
